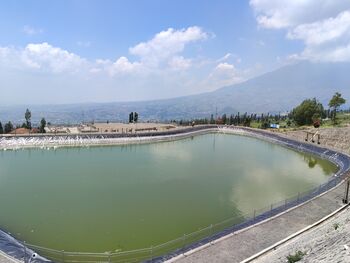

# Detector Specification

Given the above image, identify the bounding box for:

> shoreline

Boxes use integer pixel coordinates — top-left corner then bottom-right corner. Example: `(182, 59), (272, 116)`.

(0, 125), (218, 150)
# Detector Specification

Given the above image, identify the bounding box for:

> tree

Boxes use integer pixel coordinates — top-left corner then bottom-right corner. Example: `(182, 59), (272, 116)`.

(4, 121), (13, 133)
(291, 98), (325, 126)
(129, 112), (139, 123)
(221, 114), (227, 124)
(210, 114), (215, 124)
(39, 118), (46, 133)
(129, 112), (134, 123)
(328, 92), (346, 123)
(25, 108), (32, 129)
(0, 122), (3, 134)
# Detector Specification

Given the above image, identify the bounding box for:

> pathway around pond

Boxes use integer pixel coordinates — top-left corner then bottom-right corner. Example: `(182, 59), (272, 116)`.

(169, 178), (346, 263)
(0, 251), (19, 263)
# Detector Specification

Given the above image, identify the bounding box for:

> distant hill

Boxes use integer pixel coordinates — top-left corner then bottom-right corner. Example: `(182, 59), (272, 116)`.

(1, 61), (349, 124)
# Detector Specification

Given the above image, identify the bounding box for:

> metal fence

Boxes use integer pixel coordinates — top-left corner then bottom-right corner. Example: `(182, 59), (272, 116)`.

(1, 126), (349, 263)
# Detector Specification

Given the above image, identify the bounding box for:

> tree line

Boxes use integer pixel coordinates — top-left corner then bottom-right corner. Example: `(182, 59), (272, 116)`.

(176, 92), (347, 128)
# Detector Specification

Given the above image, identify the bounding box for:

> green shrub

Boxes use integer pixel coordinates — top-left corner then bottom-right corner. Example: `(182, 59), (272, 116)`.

(287, 251), (305, 263)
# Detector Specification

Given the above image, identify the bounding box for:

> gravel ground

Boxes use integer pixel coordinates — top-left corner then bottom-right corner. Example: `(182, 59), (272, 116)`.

(281, 126), (350, 155)
(252, 206), (350, 263)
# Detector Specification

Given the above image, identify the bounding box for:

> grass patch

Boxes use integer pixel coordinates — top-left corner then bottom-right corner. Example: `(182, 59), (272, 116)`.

(287, 250), (306, 263)
(333, 222), (340, 230)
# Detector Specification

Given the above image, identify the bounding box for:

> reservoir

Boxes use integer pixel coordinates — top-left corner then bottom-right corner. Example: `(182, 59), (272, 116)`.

(0, 133), (337, 255)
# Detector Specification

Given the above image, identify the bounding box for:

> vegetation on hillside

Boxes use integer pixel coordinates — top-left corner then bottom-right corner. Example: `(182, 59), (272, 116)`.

(176, 92), (349, 130)
(290, 98), (324, 126)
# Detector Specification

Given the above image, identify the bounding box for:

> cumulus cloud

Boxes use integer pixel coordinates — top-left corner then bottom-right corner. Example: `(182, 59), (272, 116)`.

(0, 26), (208, 76)
(129, 26), (207, 67)
(167, 56), (191, 70)
(0, 42), (88, 73)
(287, 11), (350, 46)
(250, 0), (350, 29)
(96, 26), (208, 75)
(131, 27), (204, 56)
(108, 56), (142, 75)
(250, 0), (350, 62)
(23, 43), (87, 73)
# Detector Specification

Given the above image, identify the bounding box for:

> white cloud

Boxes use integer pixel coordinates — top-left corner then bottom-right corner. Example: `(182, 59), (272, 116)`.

(0, 26), (208, 77)
(129, 26), (207, 68)
(250, 0), (350, 29)
(0, 42), (87, 73)
(22, 43), (87, 73)
(108, 56), (142, 75)
(22, 25), (43, 35)
(168, 56), (191, 70)
(287, 11), (350, 46)
(250, 0), (350, 62)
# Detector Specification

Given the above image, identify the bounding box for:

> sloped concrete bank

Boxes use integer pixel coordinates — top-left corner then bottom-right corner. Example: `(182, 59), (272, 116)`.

(0, 125), (349, 263)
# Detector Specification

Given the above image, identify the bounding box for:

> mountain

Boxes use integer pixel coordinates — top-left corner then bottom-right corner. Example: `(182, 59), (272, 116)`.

(1, 61), (349, 124)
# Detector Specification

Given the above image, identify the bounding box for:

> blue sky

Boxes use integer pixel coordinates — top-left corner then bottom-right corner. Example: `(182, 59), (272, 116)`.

(0, 0), (349, 105)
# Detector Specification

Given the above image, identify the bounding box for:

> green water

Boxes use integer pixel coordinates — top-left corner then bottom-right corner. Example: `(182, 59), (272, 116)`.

(0, 133), (337, 253)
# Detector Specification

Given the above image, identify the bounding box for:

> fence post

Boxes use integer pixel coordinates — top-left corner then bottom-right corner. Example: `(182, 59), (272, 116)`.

(61, 250), (65, 263)
(183, 234), (186, 250)
(151, 246), (153, 262)
(297, 192), (300, 203)
(108, 252), (111, 263)
(270, 203), (273, 212)
(23, 242), (27, 263)
(343, 180), (350, 204)
(253, 209), (256, 220)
